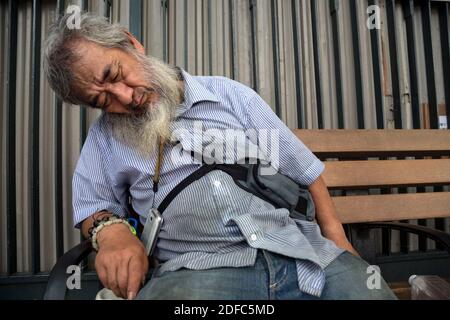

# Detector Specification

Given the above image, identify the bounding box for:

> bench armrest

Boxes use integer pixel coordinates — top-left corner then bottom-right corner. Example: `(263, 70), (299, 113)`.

(353, 222), (450, 252)
(43, 239), (93, 300)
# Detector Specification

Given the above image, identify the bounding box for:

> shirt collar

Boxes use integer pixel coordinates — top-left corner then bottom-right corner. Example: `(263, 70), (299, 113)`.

(176, 68), (220, 116)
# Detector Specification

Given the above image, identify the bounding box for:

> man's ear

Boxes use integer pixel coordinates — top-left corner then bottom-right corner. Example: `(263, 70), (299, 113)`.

(125, 30), (145, 54)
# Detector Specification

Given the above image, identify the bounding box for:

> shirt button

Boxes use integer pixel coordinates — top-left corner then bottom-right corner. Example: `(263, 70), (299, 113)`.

(250, 233), (257, 241)
(213, 180), (221, 187)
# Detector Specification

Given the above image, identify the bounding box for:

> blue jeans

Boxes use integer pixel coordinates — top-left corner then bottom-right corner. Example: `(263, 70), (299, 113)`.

(136, 250), (397, 300)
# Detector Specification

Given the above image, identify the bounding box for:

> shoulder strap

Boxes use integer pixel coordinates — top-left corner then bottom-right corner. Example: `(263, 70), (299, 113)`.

(157, 163), (248, 214)
(157, 162), (313, 221)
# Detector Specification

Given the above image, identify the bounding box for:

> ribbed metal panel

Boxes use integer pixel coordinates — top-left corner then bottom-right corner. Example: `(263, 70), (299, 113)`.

(0, 0), (449, 274)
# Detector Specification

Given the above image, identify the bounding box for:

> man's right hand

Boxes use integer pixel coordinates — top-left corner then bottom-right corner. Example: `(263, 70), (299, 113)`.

(94, 223), (149, 299)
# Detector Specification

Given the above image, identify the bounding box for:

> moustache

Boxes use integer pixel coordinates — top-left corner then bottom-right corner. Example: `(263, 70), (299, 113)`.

(125, 87), (156, 114)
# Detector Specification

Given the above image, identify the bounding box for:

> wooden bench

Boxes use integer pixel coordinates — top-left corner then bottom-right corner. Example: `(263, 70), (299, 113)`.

(296, 129), (450, 299)
(44, 129), (450, 299)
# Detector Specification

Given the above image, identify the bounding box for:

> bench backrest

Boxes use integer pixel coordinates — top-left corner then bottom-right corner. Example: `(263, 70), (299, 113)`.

(295, 130), (450, 224)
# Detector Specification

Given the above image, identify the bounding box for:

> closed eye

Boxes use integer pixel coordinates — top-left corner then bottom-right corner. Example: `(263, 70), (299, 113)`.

(101, 93), (111, 109)
(112, 72), (119, 82)
(92, 92), (109, 109)
(112, 66), (121, 82)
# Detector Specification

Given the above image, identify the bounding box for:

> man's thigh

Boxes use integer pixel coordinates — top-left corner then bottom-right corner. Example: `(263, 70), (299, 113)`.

(321, 251), (397, 300)
(136, 263), (269, 300)
(136, 251), (398, 300)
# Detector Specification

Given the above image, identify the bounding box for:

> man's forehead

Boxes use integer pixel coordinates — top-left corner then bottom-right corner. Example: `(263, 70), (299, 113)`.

(74, 42), (110, 77)
(76, 39), (107, 55)
(76, 59), (111, 83)
(70, 64), (109, 105)
(70, 45), (116, 98)
(74, 63), (113, 106)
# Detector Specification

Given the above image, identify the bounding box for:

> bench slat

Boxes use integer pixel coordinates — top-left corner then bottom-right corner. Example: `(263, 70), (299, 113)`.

(333, 192), (450, 223)
(295, 129), (450, 157)
(323, 159), (450, 189)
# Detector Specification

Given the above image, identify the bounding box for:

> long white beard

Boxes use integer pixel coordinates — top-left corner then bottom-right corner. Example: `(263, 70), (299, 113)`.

(104, 55), (182, 158)
(105, 97), (174, 158)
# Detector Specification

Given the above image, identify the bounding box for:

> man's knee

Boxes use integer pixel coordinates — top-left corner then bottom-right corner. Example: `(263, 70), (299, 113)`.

(322, 251), (397, 300)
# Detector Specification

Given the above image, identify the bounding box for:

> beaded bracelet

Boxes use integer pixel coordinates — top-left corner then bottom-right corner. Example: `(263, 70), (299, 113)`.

(91, 216), (136, 251)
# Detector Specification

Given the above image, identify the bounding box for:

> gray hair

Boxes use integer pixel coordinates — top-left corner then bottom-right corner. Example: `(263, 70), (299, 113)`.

(43, 13), (136, 105)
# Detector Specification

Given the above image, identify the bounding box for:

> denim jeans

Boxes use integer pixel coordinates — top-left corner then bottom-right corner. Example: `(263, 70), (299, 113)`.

(135, 250), (397, 300)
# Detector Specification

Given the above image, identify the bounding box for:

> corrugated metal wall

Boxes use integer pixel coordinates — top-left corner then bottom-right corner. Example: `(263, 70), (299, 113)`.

(1, 0), (449, 275)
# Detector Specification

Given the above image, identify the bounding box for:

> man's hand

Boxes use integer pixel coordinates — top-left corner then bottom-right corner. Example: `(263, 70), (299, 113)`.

(320, 222), (360, 256)
(95, 223), (149, 299)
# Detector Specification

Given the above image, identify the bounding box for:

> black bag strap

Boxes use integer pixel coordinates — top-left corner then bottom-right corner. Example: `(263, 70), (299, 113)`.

(154, 144), (313, 221)
(157, 163), (248, 214)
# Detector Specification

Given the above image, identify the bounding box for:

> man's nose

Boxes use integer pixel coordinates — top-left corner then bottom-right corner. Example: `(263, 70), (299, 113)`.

(105, 82), (134, 105)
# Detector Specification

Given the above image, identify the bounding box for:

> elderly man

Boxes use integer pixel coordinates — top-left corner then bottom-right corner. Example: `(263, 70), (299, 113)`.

(43, 13), (396, 300)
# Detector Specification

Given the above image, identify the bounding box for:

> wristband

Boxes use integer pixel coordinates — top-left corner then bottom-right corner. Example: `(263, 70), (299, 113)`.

(91, 216), (136, 251)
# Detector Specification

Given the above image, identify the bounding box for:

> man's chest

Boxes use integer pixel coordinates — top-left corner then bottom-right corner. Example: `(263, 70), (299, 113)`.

(105, 115), (259, 216)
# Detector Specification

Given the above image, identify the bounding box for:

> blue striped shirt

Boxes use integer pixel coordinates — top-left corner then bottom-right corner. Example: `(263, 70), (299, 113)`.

(73, 69), (344, 297)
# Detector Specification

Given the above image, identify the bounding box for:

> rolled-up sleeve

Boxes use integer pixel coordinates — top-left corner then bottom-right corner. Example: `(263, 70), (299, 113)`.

(244, 93), (324, 186)
(72, 125), (125, 228)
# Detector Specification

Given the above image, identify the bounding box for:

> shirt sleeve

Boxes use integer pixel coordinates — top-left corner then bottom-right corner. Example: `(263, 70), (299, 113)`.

(72, 125), (126, 228)
(243, 92), (324, 186)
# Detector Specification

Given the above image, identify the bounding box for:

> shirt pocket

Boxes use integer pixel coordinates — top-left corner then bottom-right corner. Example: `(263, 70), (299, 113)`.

(207, 170), (254, 227)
